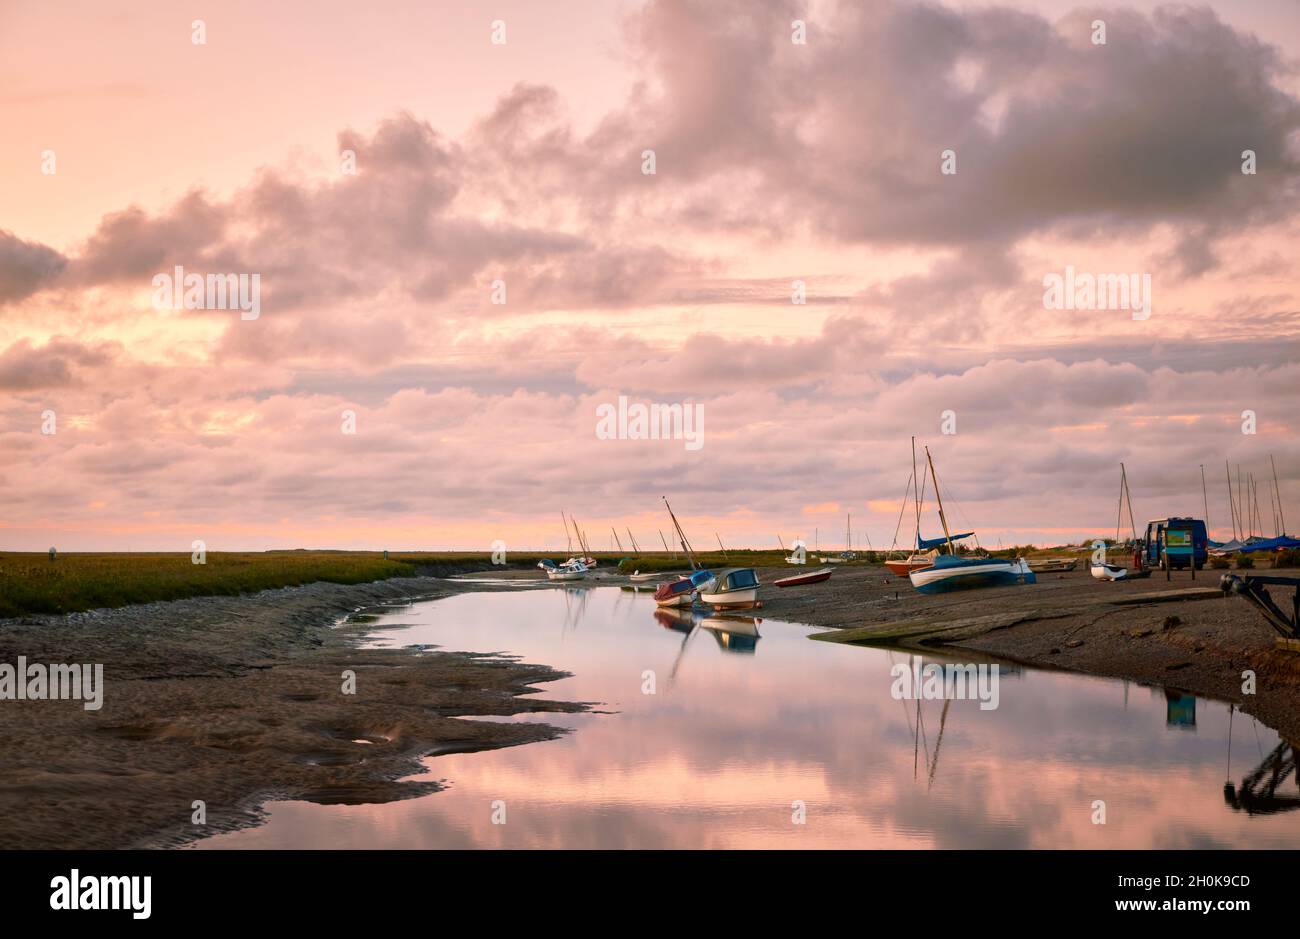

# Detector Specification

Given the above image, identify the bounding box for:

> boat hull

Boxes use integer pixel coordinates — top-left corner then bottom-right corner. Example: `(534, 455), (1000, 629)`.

(773, 568), (833, 587)
(1090, 563), (1127, 581)
(909, 558), (1036, 594)
(698, 587), (760, 610)
(1028, 558), (1079, 572)
(885, 559), (931, 576)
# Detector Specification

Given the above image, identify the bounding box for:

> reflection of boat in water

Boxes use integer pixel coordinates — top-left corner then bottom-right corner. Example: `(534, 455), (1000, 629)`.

(654, 607), (698, 633)
(700, 615), (762, 653)
(621, 582), (660, 593)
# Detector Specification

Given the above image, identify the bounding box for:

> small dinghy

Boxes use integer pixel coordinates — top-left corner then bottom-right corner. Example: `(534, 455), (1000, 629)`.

(653, 569), (714, 607)
(1028, 557), (1079, 573)
(628, 571), (661, 582)
(772, 568), (833, 588)
(1090, 562), (1128, 581)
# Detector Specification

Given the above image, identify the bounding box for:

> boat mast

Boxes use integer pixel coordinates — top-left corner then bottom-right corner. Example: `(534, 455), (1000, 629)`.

(561, 511), (572, 555)
(659, 528), (675, 559)
(1115, 464), (1125, 545)
(924, 447), (955, 555)
(1273, 454), (1287, 535)
(1123, 465), (1137, 541)
(715, 532), (728, 558)
(663, 497), (699, 569)
(1226, 461), (1239, 541)
(1200, 465), (1210, 533)
(911, 436), (921, 549)
(612, 528), (623, 552)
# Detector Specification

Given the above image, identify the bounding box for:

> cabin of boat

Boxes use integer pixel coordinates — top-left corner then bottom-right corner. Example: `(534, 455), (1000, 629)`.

(698, 567), (761, 610)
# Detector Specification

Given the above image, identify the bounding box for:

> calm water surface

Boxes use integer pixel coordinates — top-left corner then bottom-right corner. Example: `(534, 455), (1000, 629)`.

(197, 583), (1300, 849)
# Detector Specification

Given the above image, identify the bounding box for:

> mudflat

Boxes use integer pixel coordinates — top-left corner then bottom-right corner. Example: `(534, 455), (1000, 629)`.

(0, 572), (583, 849)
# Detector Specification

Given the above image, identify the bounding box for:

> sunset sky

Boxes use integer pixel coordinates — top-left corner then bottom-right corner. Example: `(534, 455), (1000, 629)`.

(2, 0), (1298, 552)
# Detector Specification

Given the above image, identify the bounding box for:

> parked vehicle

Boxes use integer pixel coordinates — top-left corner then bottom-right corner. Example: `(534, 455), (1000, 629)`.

(1142, 518), (1208, 570)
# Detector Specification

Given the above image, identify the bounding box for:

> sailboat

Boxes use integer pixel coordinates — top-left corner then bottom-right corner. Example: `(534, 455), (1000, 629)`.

(538, 511), (591, 580)
(653, 498), (716, 607)
(886, 438), (970, 576)
(1090, 464), (1146, 581)
(907, 447), (1035, 593)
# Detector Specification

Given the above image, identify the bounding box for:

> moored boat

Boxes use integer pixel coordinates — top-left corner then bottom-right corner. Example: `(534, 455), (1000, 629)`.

(542, 557), (589, 581)
(1090, 562), (1128, 581)
(909, 554), (1036, 593)
(884, 551), (937, 577)
(698, 567), (761, 610)
(655, 497), (714, 607)
(653, 569), (715, 607)
(772, 568), (833, 587)
(1028, 557), (1079, 573)
(906, 445), (1036, 594)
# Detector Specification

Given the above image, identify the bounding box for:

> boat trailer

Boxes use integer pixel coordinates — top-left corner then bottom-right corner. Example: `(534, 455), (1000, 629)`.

(1220, 574), (1300, 646)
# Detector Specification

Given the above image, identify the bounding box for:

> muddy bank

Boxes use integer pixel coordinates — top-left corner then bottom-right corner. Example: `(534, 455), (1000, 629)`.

(0, 569), (584, 849)
(757, 562), (1300, 743)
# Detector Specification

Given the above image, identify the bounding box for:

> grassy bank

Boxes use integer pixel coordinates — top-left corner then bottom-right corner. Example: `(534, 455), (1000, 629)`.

(0, 548), (696, 617)
(0, 551), (437, 618)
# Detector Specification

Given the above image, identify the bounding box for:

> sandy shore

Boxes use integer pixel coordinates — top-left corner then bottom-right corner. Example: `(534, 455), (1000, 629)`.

(3, 559), (1297, 849)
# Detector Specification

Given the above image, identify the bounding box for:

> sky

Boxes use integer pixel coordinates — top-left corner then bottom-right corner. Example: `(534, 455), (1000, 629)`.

(1, 0), (1298, 553)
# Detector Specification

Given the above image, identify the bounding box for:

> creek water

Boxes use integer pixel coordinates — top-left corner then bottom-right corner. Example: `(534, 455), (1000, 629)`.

(196, 583), (1300, 848)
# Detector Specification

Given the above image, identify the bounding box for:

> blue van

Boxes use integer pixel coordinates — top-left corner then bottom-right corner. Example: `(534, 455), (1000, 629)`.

(1142, 518), (1208, 570)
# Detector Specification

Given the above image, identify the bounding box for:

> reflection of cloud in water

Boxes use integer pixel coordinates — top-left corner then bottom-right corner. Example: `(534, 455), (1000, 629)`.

(197, 588), (1300, 849)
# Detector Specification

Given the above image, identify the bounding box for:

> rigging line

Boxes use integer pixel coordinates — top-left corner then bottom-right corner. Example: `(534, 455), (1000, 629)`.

(928, 462), (978, 536)
(888, 470), (915, 554)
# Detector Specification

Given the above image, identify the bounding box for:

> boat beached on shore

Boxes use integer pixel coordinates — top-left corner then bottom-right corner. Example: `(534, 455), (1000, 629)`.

(653, 497), (716, 608)
(698, 567), (762, 610)
(772, 567), (833, 587)
(907, 446), (1036, 594)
